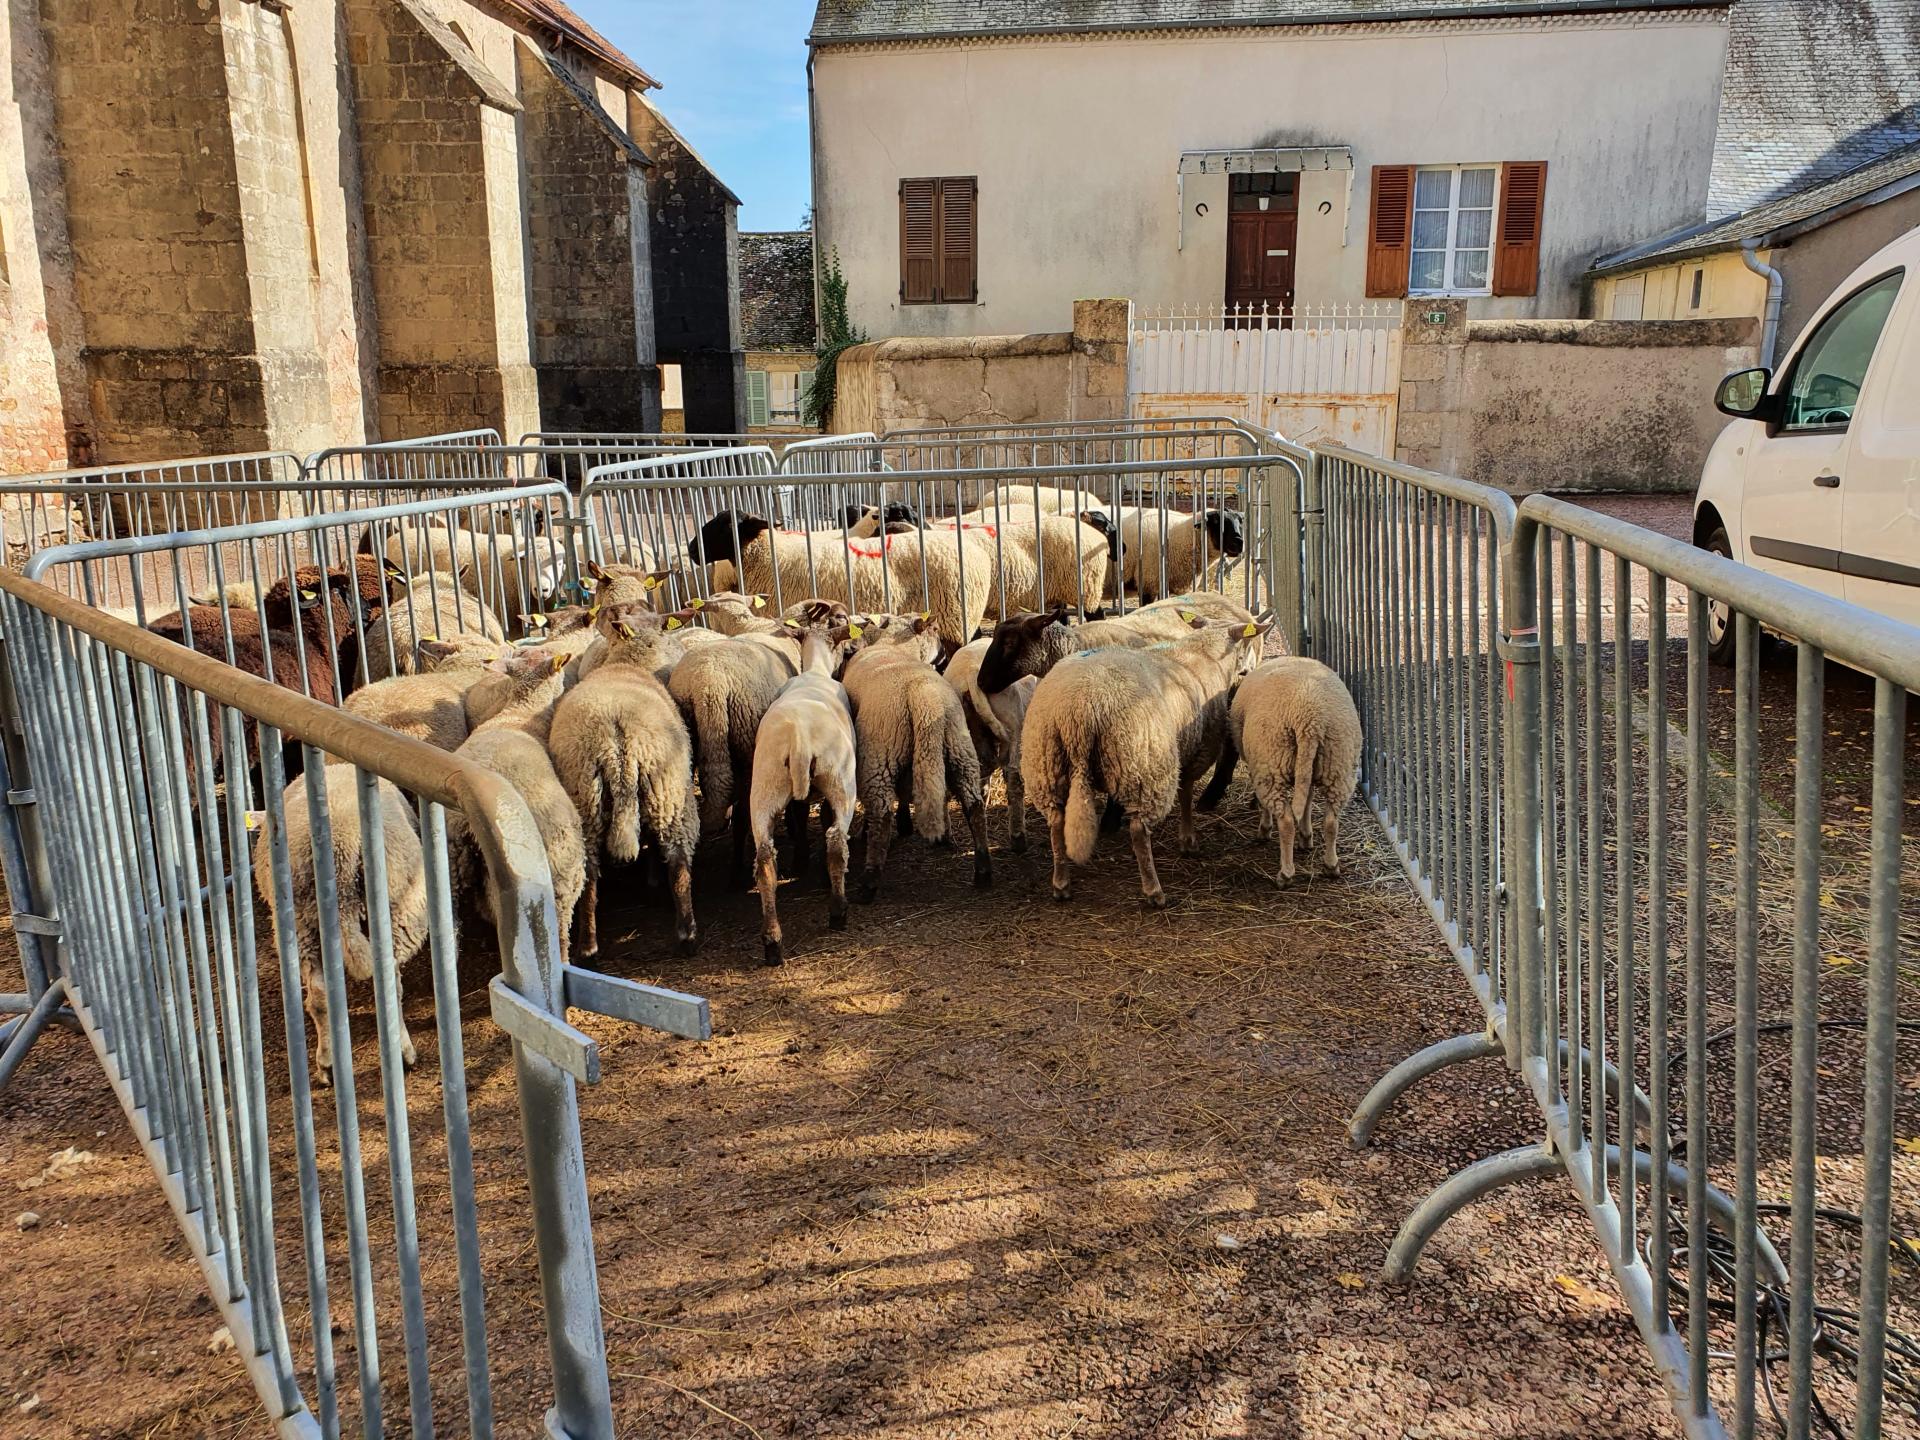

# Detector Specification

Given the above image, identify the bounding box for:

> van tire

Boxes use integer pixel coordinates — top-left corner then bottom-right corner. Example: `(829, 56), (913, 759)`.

(1700, 526), (1739, 667)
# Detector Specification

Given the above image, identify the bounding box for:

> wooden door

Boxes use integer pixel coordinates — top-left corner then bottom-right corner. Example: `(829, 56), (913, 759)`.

(1225, 176), (1297, 319)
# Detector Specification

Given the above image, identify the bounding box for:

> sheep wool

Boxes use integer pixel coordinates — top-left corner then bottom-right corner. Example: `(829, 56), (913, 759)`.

(1229, 657), (1363, 883)
(1111, 507), (1247, 604)
(1022, 619), (1270, 907)
(943, 639), (1036, 853)
(253, 768), (430, 1085)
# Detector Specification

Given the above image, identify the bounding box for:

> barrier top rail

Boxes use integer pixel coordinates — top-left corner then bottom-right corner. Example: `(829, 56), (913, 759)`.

(585, 452), (1273, 493)
(1516, 494), (1920, 691)
(882, 415), (1261, 439)
(0, 451), (303, 492)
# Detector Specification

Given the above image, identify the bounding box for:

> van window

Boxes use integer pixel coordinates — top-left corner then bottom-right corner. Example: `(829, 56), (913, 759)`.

(1780, 271), (1903, 430)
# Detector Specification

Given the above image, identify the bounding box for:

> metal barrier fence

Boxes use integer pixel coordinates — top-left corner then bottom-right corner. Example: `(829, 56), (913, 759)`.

(0, 567), (708, 1438)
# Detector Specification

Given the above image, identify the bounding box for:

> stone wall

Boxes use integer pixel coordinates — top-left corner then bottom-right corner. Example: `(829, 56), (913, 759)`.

(1396, 302), (1759, 493)
(519, 42), (659, 433)
(834, 298), (1132, 433)
(629, 93), (744, 433)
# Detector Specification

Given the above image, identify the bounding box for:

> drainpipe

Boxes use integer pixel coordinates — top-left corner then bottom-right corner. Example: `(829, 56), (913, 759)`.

(1742, 240), (1784, 369)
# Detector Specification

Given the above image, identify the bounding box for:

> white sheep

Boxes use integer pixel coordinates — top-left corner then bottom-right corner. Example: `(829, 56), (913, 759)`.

(338, 637), (505, 754)
(1109, 506), (1247, 603)
(1229, 657), (1363, 883)
(359, 568), (507, 683)
(254, 769), (429, 1085)
(943, 638), (1037, 853)
(689, 510), (993, 650)
(548, 606), (701, 957)
(448, 647), (587, 961)
(974, 590), (1260, 698)
(944, 508), (1112, 618)
(839, 614), (991, 899)
(747, 622), (860, 964)
(1022, 618), (1271, 907)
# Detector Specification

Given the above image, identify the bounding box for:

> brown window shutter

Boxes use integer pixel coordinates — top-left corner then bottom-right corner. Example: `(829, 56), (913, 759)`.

(1493, 161), (1548, 297)
(900, 178), (936, 304)
(1365, 165), (1415, 299)
(938, 177), (977, 303)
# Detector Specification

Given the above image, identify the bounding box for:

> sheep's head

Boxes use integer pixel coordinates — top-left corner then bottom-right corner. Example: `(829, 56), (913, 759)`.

(1076, 510), (1118, 549)
(1201, 509), (1245, 559)
(784, 597), (848, 627)
(840, 503), (879, 531)
(417, 636), (503, 673)
(848, 610), (940, 664)
(1178, 614), (1273, 674)
(688, 511), (769, 569)
(879, 500), (921, 528)
(490, 645), (568, 683)
(690, 590), (771, 633)
(977, 603), (1071, 694)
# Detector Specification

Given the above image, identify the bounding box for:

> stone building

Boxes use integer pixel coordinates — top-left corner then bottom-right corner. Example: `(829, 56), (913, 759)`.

(740, 230), (816, 430)
(0, 0), (742, 473)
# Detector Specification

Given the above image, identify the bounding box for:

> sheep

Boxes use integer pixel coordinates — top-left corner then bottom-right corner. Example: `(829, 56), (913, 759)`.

(375, 521), (546, 628)
(1110, 507), (1246, 603)
(974, 590), (1259, 698)
(338, 637), (505, 754)
(448, 647), (586, 961)
(747, 621), (861, 964)
(696, 506), (894, 595)
(689, 510), (993, 650)
(839, 614), (991, 899)
(254, 768), (429, 1085)
(943, 638), (1037, 853)
(1022, 617), (1272, 907)
(1229, 657), (1363, 883)
(951, 507), (1113, 616)
(358, 566), (507, 683)
(548, 605), (701, 957)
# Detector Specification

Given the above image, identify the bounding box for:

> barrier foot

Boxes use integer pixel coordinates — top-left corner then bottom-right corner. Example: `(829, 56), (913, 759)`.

(1349, 1030), (1503, 1148)
(1384, 1146), (1560, 1280)
(0, 975), (69, 1090)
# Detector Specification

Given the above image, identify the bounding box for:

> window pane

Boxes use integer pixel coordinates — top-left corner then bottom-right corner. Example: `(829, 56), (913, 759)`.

(1412, 210), (1450, 249)
(1783, 271), (1903, 428)
(1454, 249), (1490, 291)
(1455, 207), (1492, 250)
(1414, 169), (1453, 208)
(1410, 250), (1447, 291)
(1458, 167), (1496, 209)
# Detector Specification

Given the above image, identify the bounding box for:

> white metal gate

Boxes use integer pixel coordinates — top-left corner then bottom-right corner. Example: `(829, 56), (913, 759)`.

(1129, 303), (1403, 452)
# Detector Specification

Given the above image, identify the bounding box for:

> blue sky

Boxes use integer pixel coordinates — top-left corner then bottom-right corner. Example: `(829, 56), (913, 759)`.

(579, 1), (816, 233)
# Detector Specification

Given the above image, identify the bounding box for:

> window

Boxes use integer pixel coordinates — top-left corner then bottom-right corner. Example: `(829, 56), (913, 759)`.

(1690, 267), (1705, 311)
(1367, 162), (1545, 299)
(746, 369), (770, 427)
(1410, 166), (1497, 295)
(766, 369), (816, 423)
(899, 177), (977, 304)
(1779, 271), (1903, 431)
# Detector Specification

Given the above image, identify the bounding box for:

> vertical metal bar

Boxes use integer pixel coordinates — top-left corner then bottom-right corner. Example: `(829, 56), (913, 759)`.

(1537, 529), (1561, 1101)
(1646, 575), (1672, 1335)
(1685, 591), (1711, 1415)
(1562, 535), (1583, 1147)
(1788, 641), (1822, 1440)
(1612, 553), (1636, 1250)
(1584, 543), (1604, 1199)
(1853, 677), (1906, 1440)
(1733, 613), (1759, 1436)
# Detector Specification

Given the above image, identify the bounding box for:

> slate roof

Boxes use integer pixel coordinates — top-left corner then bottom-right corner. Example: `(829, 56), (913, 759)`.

(1707, 0), (1920, 215)
(808, 0), (1731, 42)
(1592, 137), (1920, 273)
(741, 233), (818, 350)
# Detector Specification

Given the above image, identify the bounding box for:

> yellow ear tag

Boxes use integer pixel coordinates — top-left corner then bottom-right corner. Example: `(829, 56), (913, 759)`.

(617, 621), (636, 639)
(784, 618), (800, 629)
(849, 623), (864, 639)
(665, 616), (683, 630)
(299, 588), (317, 603)
(527, 612), (547, 628)
(1180, 611), (1197, 623)
(751, 595), (766, 609)
(689, 596), (704, 609)
(550, 654), (566, 674)
(920, 610), (932, 622)
(644, 574), (662, 590)
(1243, 621), (1258, 637)
(421, 633), (437, 642)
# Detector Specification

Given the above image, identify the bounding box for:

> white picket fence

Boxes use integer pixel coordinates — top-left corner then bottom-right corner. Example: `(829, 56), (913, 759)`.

(1129, 302), (1404, 453)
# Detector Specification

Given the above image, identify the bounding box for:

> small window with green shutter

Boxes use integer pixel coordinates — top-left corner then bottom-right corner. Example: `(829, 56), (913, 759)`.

(797, 370), (815, 415)
(746, 370), (770, 427)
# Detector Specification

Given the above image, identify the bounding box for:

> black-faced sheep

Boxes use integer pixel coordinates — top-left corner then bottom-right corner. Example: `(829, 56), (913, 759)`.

(942, 638), (1036, 853)
(974, 590), (1259, 698)
(1110, 507), (1246, 603)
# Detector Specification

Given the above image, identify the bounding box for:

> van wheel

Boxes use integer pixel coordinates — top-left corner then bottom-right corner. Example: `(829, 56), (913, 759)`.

(1700, 526), (1739, 667)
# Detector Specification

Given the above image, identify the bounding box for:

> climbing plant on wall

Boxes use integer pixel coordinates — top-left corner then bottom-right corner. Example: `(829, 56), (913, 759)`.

(803, 248), (865, 430)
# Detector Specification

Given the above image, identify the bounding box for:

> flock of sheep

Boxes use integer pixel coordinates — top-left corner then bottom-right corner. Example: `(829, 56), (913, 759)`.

(132, 483), (1356, 1084)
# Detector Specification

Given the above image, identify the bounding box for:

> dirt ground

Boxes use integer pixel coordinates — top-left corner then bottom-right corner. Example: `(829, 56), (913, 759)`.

(3, 773), (1706, 1440)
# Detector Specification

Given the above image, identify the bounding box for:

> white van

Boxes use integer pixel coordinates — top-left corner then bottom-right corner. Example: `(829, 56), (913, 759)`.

(1694, 224), (1920, 661)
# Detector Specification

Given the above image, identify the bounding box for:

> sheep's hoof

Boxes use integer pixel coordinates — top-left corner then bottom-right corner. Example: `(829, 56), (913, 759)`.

(1051, 884), (1072, 903)
(828, 910), (849, 932)
(1195, 792), (1224, 814)
(1179, 837), (1200, 857)
(1011, 831), (1028, 854)
(401, 1042), (418, 1070)
(677, 934), (699, 957)
(762, 940), (784, 967)
(973, 864), (993, 890)
(1142, 890), (1169, 910)
(857, 878), (879, 904)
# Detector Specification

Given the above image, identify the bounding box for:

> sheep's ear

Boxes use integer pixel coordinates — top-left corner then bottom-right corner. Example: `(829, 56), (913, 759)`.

(1241, 621), (1260, 638)
(847, 621), (865, 640)
(913, 613), (934, 634)
(525, 612), (549, 630)
(642, 569), (671, 592)
(382, 558), (407, 581)
(549, 653), (567, 675)
(616, 620), (636, 639)
(587, 560), (608, 582)
(1188, 615), (1209, 631)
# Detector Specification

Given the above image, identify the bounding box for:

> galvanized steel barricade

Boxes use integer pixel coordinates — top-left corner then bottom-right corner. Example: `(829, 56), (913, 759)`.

(523, 432), (821, 490)
(1455, 498), (1918, 1440)
(0, 567), (711, 1439)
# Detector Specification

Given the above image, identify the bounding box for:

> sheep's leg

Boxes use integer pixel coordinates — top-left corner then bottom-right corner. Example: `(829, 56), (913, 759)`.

(782, 799), (810, 878)
(859, 789), (893, 903)
(305, 959), (333, 1085)
(965, 796), (992, 888)
(895, 776), (914, 840)
(1130, 815), (1167, 908)
(1197, 736), (1237, 812)
(1005, 755), (1027, 853)
(578, 871), (599, 960)
(1177, 778), (1200, 856)
(1256, 804), (1273, 841)
(1047, 810), (1072, 901)
(755, 838), (783, 966)
(395, 966), (417, 1069)
(1275, 801), (1299, 884)
(669, 854), (697, 955)
(730, 802), (753, 889)
(825, 821), (850, 932)
(1320, 799), (1341, 876)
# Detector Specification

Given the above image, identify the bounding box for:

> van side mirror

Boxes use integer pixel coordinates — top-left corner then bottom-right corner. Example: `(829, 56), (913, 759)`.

(1715, 367), (1775, 420)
